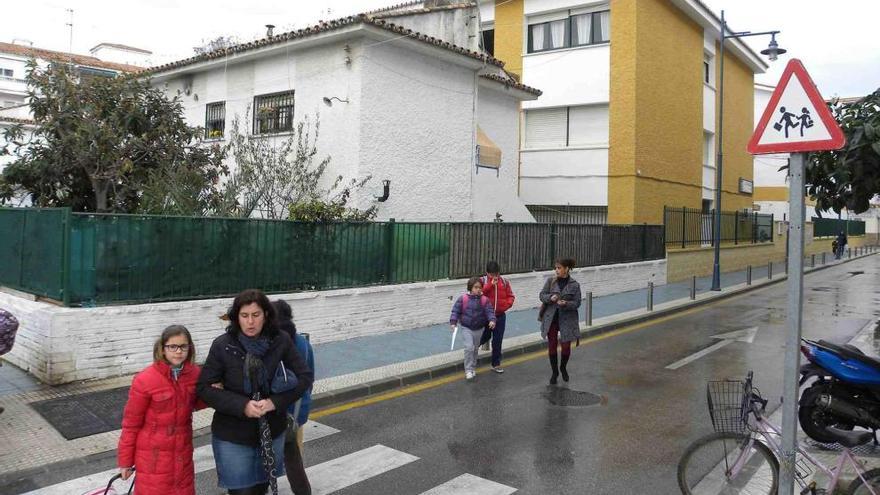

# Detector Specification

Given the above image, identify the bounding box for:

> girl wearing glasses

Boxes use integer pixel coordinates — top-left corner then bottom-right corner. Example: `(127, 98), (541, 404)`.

(117, 325), (203, 495)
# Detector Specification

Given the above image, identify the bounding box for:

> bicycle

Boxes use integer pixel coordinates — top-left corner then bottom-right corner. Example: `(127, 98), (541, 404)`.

(677, 371), (880, 494)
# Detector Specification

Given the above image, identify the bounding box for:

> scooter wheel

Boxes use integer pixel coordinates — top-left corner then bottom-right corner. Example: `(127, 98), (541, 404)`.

(799, 385), (855, 444)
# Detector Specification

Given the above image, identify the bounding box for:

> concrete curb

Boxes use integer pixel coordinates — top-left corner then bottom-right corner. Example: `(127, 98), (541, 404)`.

(308, 250), (878, 412)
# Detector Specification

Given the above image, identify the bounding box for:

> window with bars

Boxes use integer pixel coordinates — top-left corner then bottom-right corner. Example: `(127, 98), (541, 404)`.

(1, 68), (13, 78)
(205, 102), (225, 139)
(253, 91), (295, 134)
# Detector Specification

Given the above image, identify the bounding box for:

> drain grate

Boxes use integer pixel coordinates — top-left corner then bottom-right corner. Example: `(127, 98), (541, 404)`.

(541, 387), (605, 407)
(30, 386), (130, 440)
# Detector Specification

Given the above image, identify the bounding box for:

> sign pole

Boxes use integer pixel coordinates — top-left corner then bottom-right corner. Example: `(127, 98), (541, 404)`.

(779, 152), (806, 494)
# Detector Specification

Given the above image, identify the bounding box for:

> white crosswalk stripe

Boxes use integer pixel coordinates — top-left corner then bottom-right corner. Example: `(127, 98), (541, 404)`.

(419, 473), (517, 495)
(21, 422), (517, 495)
(22, 422), (340, 495)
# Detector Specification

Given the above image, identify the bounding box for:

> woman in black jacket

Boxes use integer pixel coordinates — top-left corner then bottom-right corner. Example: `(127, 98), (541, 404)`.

(198, 289), (314, 495)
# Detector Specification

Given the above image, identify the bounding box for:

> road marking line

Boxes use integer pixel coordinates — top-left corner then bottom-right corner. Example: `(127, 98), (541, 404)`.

(305, 444), (419, 495)
(420, 473), (517, 494)
(20, 421), (340, 495)
(665, 340), (733, 370)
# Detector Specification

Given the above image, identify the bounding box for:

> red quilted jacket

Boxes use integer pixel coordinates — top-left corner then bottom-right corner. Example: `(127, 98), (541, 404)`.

(118, 361), (202, 495)
(481, 275), (515, 315)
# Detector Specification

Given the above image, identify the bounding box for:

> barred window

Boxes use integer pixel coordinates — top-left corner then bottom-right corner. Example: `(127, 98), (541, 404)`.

(253, 91), (295, 134)
(205, 102), (225, 139)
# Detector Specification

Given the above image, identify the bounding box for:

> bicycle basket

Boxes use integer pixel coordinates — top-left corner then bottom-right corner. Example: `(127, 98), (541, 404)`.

(706, 379), (750, 434)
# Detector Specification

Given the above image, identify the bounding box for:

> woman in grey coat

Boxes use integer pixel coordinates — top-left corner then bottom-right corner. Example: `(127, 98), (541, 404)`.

(539, 258), (582, 384)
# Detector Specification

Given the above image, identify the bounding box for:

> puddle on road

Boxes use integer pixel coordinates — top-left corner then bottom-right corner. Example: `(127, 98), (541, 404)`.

(849, 271), (865, 276)
(541, 387), (606, 408)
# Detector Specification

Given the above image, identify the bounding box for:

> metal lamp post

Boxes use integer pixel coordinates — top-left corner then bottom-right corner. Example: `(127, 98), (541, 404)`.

(710, 11), (786, 291)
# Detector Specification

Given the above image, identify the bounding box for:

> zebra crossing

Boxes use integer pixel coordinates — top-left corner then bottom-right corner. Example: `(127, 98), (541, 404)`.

(22, 421), (517, 495)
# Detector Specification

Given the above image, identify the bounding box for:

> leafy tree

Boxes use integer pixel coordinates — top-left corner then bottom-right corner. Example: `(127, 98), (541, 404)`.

(0, 60), (226, 213)
(806, 88), (880, 216)
(223, 110), (376, 221)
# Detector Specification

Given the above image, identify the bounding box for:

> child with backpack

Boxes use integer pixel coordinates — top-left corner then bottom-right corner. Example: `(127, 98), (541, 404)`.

(450, 276), (496, 381)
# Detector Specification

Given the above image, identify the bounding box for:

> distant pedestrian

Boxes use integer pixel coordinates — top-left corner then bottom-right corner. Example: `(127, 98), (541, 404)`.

(539, 258), (582, 385)
(0, 309), (19, 416)
(479, 261), (516, 373)
(272, 300), (314, 495)
(197, 289), (314, 495)
(117, 325), (203, 495)
(836, 231), (848, 259)
(450, 277), (496, 381)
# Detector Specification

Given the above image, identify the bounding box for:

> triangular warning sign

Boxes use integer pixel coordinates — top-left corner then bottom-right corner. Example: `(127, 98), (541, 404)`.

(748, 59), (845, 155)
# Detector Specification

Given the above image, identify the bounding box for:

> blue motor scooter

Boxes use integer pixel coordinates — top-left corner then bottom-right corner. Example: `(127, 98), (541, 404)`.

(799, 339), (880, 443)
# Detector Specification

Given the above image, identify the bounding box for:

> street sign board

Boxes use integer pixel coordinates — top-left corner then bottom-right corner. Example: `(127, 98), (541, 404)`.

(748, 59), (845, 155)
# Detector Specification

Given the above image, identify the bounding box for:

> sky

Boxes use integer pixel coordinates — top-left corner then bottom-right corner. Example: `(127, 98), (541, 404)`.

(5, 0), (879, 98)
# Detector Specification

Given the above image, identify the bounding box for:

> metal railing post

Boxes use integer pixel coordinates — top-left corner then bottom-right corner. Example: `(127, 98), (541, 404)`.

(747, 265), (752, 285)
(585, 291), (593, 327)
(647, 282), (654, 311)
(734, 210), (739, 245)
(691, 276), (697, 300)
(822, 252), (826, 265)
(768, 261), (773, 279)
(681, 207), (687, 249)
(811, 254), (815, 268)
(848, 248), (852, 259)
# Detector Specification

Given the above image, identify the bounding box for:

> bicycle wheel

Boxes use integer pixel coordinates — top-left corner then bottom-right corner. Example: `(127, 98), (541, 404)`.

(848, 468), (880, 495)
(678, 432), (779, 494)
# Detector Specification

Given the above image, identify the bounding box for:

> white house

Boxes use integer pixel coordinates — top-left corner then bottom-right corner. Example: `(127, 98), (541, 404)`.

(146, 5), (541, 223)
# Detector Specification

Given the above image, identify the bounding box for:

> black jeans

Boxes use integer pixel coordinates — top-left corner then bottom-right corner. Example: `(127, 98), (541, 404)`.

(479, 313), (507, 367)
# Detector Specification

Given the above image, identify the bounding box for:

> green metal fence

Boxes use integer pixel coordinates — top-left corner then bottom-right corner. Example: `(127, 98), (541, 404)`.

(664, 206), (774, 248)
(0, 208), (665, 306)
(812, 217), (866, 237)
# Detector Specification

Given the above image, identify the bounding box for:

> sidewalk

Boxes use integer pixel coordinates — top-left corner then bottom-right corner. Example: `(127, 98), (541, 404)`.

(0, 248), (873, 478)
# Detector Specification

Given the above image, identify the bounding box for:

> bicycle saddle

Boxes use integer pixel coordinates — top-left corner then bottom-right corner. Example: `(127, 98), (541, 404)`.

(823, 427), (874, 448)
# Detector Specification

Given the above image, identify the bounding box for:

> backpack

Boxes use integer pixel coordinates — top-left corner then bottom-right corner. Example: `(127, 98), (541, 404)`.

(0, 309), (19, 356)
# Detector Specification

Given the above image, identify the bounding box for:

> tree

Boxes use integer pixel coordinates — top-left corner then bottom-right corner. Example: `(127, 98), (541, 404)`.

(805, 88), (880, 216)
(223, 110), (377, 221)
(0, 60), (227, 213)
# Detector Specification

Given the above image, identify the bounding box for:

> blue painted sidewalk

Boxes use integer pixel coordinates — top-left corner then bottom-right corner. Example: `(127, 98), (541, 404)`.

(313, 255), (826, 380)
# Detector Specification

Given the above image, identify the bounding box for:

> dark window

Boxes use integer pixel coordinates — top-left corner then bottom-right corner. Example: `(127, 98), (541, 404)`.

(703, 61), (710, 84)
(1, 69), (13, 78)
(482, 29), (495, 56)
(529, 10), (609, 53)
(702, 199), (712, 213)
(253, 90), (295, 134)
(205, 102), (225, 139)
(528, 18), (569, 53)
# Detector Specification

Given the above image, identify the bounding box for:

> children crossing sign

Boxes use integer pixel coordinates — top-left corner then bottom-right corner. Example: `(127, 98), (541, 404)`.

(747, 58), (845, 154)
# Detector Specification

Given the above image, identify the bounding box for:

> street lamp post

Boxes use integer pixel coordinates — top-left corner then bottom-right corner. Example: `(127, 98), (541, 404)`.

(710, 11), (785, 291)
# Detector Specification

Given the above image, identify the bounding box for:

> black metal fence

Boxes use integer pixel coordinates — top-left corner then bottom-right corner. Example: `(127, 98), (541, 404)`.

(664, 206), (774, 248)
(0, 207), (665, 306)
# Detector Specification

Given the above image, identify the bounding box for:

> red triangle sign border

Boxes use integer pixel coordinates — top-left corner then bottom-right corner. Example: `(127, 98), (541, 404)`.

(747, 59), (846, 155)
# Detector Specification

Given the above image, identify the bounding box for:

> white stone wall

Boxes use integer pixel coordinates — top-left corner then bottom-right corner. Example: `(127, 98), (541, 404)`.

(1, 258), (666, 384)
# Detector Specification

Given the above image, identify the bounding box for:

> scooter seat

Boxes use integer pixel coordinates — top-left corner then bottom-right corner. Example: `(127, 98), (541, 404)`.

(818, 340), (880, 372)
(823, 427), (874, 448)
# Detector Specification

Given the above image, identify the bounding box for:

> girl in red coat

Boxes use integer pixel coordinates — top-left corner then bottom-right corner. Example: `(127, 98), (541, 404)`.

(118, 325), (202, 495)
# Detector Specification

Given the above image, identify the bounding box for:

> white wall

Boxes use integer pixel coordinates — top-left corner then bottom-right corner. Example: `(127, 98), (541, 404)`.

(387, 8), (481, 52)
(2, 258), (666, 384)
(522, 45), (610, 109)
(520, 148), (608, 205)
(475, 86), (535, 222)
(358, 40), (476, 221)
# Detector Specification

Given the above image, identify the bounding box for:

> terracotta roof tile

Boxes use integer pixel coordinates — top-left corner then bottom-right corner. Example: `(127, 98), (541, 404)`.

(480, 73), (542, 96)
(0, 42), (143, 73)
(145, 14), (502, 76)
(370, 2), (476, 18)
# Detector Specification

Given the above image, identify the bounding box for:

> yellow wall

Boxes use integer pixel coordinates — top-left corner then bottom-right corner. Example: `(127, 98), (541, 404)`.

(666, 222), (874, 281)
(608, 0), (705, 225)
(716, 49), (755, 212)
(754, 186), (789, 202)
(493, 0), (524, 77)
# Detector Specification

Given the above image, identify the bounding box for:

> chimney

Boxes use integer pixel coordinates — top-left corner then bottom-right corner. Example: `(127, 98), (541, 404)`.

(266, 24), (275, 37)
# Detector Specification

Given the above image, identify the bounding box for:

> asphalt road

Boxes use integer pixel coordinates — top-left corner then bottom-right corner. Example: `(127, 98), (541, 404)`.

(10, 255), (880, 495)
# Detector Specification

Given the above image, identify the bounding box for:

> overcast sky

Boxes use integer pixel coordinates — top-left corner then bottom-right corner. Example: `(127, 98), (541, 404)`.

(6, 0), (879, 97)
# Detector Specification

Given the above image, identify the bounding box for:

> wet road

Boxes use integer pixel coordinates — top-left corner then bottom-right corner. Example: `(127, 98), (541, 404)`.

(282, 256), (880, 494)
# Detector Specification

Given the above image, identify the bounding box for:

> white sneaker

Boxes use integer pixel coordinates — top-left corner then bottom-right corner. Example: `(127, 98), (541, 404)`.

(491, 366), (505, 374)
(465, 371), (476, 380)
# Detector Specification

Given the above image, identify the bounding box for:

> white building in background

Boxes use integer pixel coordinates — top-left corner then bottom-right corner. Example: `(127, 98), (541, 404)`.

(147, 4), (540, 223)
